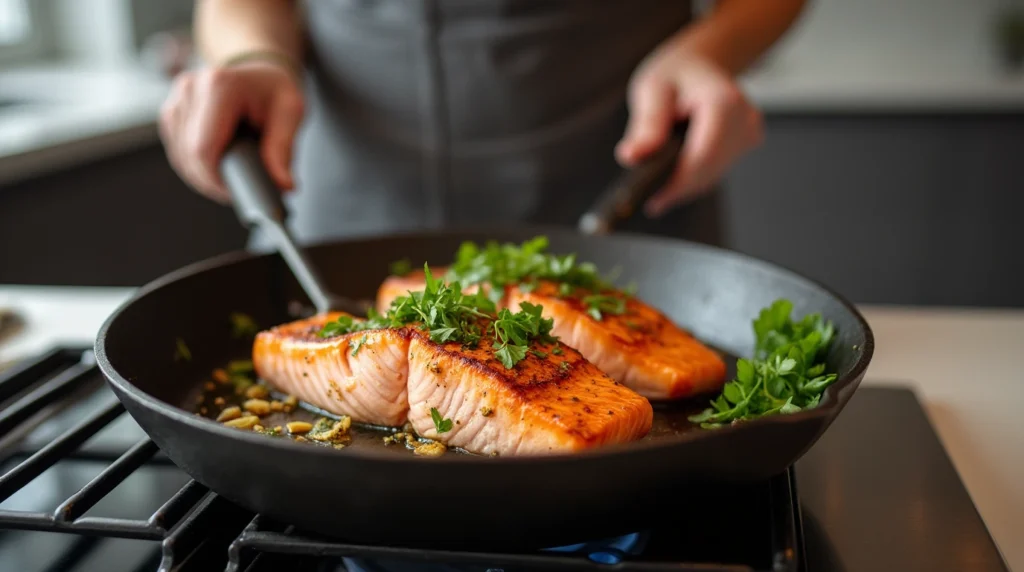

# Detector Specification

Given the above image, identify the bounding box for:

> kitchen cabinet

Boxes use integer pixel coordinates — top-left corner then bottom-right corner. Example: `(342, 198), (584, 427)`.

(724, 113), (1024, 307)
(0, 143), (246, 286)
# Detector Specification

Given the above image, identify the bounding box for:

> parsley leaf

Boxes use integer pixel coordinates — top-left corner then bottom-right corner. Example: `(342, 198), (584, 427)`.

(444, 236), (614, 296)
(430, 407), (453, 434)
(173, 338), (191, 362)
(581, 294), (626, 321)
(318, 263), (557, 369)
(229, 313), (259, 338)
(689, 299), (838, 428)
(350, 335), (368, 356)
(389, 258), (412, 277)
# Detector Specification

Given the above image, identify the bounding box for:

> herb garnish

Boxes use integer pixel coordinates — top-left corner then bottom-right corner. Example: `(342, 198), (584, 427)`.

(390, 258), (412, 277)
(230, 313), (259, 338)
(689, 299), (837, 429)
(491, 302), (558, 368)
(444, 236), (613, 301)
(318, 264), (557, 369)
(227, 360), (253, 374)
(581, 294), (626, 321)
(430, 407), (453, 434)
(174, 338), (191, 362)
(350, 335), (368, 356)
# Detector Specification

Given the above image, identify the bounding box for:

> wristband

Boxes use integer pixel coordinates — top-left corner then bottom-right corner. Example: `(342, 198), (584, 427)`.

(221, 49), (303, 81)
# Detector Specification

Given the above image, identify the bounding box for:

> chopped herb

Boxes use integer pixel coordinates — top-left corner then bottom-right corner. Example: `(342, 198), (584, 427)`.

(491, 302), (557, 369)
(551, 347), (564, 356)
(430, 407), (453, 434)
(558, 283), (574, 297)
(559, 361), (570, 373)
(581, 294), (626, 321)
(444, 236), (614, 296)
(624, 320), (640, 330)
(230, 375), (254, 394)
(480, 406), (493, 417)
(350, 335), (368, 356)
(227, 360), (253, 374)
(689, 299), (837, 428)
(174, 338), (191, 362)
(390, 258), (412, 277)
(230, 313), (259, 338)
(318, 264), (557, 369)
(532, 350), (548, 359)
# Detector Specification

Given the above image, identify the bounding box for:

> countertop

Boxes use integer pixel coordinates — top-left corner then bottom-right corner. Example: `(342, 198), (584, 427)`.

(0, 285), (1020, 570)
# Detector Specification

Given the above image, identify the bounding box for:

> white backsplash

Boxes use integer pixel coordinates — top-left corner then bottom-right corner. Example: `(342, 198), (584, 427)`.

(762, 0), (1024, 75)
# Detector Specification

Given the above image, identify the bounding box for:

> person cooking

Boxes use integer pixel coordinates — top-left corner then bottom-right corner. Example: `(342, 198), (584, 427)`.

(160, 0), (805, 248)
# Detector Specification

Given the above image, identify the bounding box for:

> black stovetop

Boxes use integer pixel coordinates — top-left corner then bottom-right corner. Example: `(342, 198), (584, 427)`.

(0, 348), (1009, 572)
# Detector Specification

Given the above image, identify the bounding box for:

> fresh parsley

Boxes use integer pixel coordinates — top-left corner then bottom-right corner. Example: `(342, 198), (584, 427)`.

(491, 302), (558, 368)
(581, 294), (626, 321)
(689, 299), (837, 429)
(390, 258), (413, 277)
(350, 335), (368, 356)
(174, 338), (191, 362)
(430, 407), (453, 434)
(318, 264), (557, 369)
(445, 236), (612, 296)
(229, 313), (259, 338)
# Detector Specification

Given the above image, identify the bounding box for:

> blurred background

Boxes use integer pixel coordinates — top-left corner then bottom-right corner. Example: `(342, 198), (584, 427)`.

(1, 0), (1023, 307)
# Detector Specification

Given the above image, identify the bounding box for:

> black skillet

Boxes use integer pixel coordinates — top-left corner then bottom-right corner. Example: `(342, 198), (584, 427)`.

(95, 124), (873, 550)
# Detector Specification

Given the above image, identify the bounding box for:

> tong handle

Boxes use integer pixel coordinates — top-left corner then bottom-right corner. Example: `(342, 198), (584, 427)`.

(578, 121), (689, 235)
(219, 124), (337, 315)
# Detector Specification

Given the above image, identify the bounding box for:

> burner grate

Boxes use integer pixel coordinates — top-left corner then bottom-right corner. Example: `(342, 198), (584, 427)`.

(0, 347), (804, 572)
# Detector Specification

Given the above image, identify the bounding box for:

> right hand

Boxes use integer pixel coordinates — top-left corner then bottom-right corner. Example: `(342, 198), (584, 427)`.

(159, 61), (305, 203)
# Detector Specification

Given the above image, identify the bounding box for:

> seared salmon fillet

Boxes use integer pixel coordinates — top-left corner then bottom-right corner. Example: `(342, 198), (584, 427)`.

(376, 270), (726, 400)
(252, 314), (653, 455)
(252, 313), (411, 426)
(507, 283), (726, 400)
(406, 329), (653, 456)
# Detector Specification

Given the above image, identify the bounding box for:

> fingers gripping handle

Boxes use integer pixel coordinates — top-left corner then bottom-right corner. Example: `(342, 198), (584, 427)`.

(219, 125), (335, 315)
(579, 121), (689, 235)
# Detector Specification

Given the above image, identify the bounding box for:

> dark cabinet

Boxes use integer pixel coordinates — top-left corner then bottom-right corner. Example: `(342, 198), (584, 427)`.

(724, 114), (1024, 307)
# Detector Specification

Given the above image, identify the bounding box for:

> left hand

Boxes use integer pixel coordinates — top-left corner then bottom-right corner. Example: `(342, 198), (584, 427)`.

(616, 45), (764, 217)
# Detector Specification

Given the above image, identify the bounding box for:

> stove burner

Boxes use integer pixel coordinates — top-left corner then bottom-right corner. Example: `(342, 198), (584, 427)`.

(342, 532), (647, 572)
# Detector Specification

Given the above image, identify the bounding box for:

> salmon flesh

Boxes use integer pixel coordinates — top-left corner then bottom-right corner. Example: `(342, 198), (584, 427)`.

(252, 313), (653, 455)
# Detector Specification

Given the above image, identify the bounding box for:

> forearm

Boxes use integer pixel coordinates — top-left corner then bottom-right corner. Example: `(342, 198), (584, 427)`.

(195, 0), (303, 64)
(670, 0), (807, 75)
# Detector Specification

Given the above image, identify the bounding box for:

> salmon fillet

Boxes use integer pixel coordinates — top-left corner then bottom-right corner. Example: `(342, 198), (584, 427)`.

(405, 329), (652, 456)
(251, 313), (653, 455)
(252, 313), (411, 426)
(376, 270), (726, 400)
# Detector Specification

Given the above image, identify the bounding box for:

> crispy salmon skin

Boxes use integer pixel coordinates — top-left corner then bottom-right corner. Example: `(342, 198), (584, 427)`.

(251, 313), (653, 455)
(377, 271), (726, 399)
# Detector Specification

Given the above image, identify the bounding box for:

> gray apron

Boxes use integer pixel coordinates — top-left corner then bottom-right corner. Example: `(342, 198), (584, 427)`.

(254, 0), (723, 250)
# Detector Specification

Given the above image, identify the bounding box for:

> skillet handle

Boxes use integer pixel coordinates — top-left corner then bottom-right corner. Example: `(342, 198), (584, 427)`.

(578, 121), (689, 235)
(219, 124), (337, 315)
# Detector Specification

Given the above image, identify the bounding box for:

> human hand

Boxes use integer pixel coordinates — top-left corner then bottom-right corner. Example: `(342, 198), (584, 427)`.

(616, 47), (764, 217)
(159, 59), (304, 203)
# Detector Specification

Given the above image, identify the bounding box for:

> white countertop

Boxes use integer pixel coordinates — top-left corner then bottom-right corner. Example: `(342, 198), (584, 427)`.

(0, 285), (1020, 569)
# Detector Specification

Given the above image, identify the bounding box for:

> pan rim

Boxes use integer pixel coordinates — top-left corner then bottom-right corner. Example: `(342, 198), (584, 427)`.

(94, 225), (874, 465)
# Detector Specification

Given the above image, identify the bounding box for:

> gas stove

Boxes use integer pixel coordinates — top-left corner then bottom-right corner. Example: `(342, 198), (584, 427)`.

(0, 346), (1009, 572)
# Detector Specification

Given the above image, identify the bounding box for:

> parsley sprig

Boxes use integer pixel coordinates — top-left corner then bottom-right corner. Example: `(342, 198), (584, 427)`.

(430, 407), (453, 434)
(689, 299), (837, 429)
(318, 264), (558, 369)
(444, 236), (612, 304)
(492, 302), (558, 368)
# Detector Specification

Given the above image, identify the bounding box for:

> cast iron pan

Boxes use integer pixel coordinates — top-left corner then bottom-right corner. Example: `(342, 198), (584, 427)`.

(95, 126), (874, 550)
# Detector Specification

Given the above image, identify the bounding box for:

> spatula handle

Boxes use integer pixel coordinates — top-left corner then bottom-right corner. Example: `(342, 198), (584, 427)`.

(219, 125), (337, 315)
(578, 121), (689, 235)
